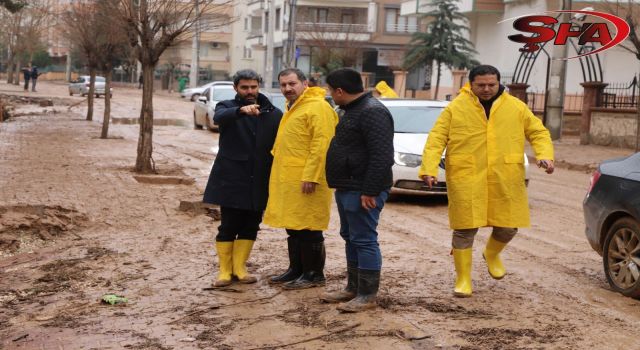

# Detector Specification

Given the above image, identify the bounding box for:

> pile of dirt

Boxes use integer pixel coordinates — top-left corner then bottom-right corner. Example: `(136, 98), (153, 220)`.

(0, 205), (89, 253)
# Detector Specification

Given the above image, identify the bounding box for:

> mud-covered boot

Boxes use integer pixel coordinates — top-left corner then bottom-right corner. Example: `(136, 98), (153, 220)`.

(453, 248), (472, 297)
(336, 269), (380, 313)
(320, 263), (357, 303)
(282, 240), (326, 290)
(214, 241), (234, 287)
(269, 236), (302, 284)
(232, 239), (257, 284)
(483, 237), (507, 279)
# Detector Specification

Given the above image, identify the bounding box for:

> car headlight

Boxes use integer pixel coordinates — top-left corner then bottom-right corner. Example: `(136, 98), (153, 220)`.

(394, 152), (422, 168)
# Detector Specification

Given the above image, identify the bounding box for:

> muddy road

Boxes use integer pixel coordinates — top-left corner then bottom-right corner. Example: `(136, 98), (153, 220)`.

(1, 82), (638, 349)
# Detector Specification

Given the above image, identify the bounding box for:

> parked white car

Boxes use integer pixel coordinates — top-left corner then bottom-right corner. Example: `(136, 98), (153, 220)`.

(68, 76), (112, 98)
(193, 85), (237, 131)
(181, 81), (233, 101)
(380, 99), (530, 195)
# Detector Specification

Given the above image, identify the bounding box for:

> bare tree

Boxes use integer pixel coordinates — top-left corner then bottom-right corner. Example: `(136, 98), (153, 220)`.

(296, 13), (367, 76)
(2, 0), (50, 85)
(61, 1), (101, 121)
(110, 0), (231, 173)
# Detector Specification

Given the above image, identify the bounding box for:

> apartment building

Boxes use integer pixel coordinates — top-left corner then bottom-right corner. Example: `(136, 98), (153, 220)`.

(231, 0), (426, 89)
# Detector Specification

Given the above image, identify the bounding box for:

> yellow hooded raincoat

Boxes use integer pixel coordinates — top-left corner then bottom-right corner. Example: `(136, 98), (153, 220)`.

(418, 84), (554, 230)
(375, 81), (399, 98)
(263, 87), (339, 231)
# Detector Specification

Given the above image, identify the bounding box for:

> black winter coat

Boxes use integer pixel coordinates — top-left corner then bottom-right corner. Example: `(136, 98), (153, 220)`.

(325, 92), (394, 196)
(203, 93), (282, 211)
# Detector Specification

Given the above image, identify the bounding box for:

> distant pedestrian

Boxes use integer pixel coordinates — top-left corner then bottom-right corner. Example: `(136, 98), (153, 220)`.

(419, 64), (555, 297)
(30, 66), (40, 92)
(138, 75), (143, 89)
(22, 66), (31, 92)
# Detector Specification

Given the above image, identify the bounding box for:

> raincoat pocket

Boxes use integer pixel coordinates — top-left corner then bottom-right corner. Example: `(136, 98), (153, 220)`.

(280, 155), (305, 182)
(503, 154), (525, 180)
(446, 154), (474, 181)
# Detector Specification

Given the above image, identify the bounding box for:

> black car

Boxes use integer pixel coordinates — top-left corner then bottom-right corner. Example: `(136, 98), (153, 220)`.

(583, 152), (640, 299)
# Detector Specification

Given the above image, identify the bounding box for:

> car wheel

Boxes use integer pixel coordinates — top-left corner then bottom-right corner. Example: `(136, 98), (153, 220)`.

(190, 94), (200, 102)
(603, 217), (640, 299)
(193, 113), (203, 130)
(69, 91), (73, 96)
(205, 115), (219, 133)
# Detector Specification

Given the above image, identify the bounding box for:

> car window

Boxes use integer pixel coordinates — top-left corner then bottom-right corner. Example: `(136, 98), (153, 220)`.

(211, 87), (236, 101)
(388, 106), (444, 133)
(202, 89), (210, 99)
(96, 77), (105, 83)
(77, 78), (85, 83)
(270, 95), (287, 112)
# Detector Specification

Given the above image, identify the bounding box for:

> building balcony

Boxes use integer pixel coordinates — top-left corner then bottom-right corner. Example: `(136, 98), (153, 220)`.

(247, 0), (265, 16)
(401, 0), (503, 15)
(296, 22), (369, 33)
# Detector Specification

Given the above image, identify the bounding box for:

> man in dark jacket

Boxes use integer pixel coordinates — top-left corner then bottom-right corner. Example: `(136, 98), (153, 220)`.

(30, 66), (39, 92)
(22, 66), (31, 92)
(203, 69), (282, 287)
(322, 68), (394, 312)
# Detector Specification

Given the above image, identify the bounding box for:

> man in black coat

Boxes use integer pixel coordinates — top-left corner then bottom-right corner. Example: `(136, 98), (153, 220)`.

(203, 69), (283, 287)
(30, 66), (40, 92)
(322, 68), (395, 312)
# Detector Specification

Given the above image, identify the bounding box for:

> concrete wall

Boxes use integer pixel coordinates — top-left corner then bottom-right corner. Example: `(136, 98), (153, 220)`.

(589, 108), (638, 148)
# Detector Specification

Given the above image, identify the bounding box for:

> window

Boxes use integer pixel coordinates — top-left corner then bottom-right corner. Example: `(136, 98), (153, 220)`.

(276, 8), (281, 30)
(244, 17), (249, 31)
(341, 10), (353, 24)
(243, 47), (253, 59)
(265, 11), (269, 32)
(385, 8), (417, 33)
(310, 8), (328, 23)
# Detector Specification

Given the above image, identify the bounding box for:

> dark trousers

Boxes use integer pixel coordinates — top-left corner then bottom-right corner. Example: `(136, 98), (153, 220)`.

(23, 78), (29, 91)
(285, 229), (324, 242)
(31, 79), (37, 92)
(335, 190), (389, 270)
(216, 207), (263, 242)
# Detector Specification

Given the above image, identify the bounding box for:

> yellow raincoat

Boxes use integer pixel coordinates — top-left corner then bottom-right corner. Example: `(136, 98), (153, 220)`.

(375, 81), (399, 98)
(263, 87), (339, 231)
(418, 84), (554, 229)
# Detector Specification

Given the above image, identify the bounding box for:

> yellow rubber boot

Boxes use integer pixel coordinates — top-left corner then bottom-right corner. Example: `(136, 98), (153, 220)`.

(453, 248), (472, 297)
(483, 237), (507, 279)
(232, 239), (258, 284)
(214, 241), (234, 287)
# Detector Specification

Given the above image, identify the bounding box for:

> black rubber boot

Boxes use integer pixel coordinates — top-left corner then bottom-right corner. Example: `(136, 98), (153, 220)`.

(320, 263), (358, 303)
(269, 236), (302, 284)
(336, 269), (380, 312)
(282, 240), (326, 290)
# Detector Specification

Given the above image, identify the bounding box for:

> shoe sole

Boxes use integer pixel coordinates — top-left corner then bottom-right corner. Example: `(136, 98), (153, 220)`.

(281, 281), (326, 290)
(482, 253), (505, 280)
(319, 295), (356, 304)
(336, 304), (376, 313)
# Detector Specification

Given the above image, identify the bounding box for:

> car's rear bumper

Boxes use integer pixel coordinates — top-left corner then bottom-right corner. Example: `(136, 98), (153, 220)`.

(391, 180), (447, 195)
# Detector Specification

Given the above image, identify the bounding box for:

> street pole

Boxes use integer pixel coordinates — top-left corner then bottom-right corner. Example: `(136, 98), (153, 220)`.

(288, 0), (298, 67)
(544, 0), (571, 140)
(264, 0), (276, 89)
(189, 0), (200, 88)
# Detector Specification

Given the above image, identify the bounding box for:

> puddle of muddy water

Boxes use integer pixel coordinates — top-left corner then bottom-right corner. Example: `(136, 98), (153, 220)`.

(111, 117), (190, 128)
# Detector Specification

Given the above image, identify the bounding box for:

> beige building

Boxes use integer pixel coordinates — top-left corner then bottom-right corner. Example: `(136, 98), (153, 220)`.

(231, 0), (426, 90)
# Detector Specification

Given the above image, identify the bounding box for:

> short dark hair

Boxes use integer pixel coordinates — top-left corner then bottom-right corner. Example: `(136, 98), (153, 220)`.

(326, 68), (364, 94)
(233, 69), (262, 85)
(277, 68), (307, 82)
(469, 65), (501, 83)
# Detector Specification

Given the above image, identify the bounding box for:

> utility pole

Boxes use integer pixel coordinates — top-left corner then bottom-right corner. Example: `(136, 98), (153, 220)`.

(189, 0), (200, 88)
(264, 0), (276, 89)
(544, 0), (571, 140)
(286, 0), (298, 67)
(65, 52), (71, 82)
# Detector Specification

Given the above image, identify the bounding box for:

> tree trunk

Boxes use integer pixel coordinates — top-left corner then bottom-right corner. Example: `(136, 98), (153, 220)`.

(6, 59), (14, 84)
(101, 69), (112, 139)
(636, 93), (640, 152)
(135, 64), (155, 173)
(13, 62), (20, 86)
(86, 67), (96, 121)
(434, 61), (441, 100)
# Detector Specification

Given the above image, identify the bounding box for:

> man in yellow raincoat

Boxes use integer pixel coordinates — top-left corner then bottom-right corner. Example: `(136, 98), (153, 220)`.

(374, 81), (399, 98)
(419, 65), (555, 297)
(265, 68), (339, 290)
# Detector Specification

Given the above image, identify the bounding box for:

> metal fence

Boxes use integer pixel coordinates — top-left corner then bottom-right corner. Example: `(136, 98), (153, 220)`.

(601, 76), (638, 109)
(527, 91), (584, 113)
